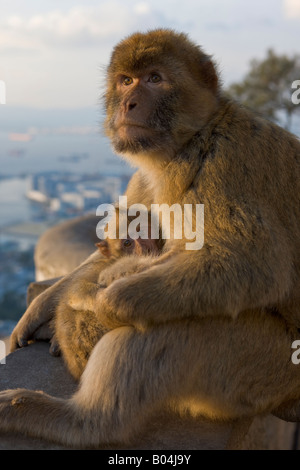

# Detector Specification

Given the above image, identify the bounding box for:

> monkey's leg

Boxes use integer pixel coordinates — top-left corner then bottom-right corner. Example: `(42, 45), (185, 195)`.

(54, 282), (111, 379)
(0, 323), (220, 447)
(1, 316), (300, 448)
(0, 325), (195, 447)
(55, 306), (108, 381)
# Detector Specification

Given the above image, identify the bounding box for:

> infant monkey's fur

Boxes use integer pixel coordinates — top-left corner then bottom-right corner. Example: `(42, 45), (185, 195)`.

(96, 211), (159, 260)
(3, 29), (300, 449)
(52, 210), (160, 379)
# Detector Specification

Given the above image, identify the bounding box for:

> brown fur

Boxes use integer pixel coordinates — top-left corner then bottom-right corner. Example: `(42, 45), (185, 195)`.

(95, 208), (160, 259)
(3, 28), (300, 448)
(52, 212), (160, 380)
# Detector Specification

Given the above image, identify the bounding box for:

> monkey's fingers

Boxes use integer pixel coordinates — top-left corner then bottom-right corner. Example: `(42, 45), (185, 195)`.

(102, 271), (168, 329)
(10, 308), (47, 352)
(10, 330), (28, 351)
(10, 322), (32, 352)
(10, 287), (59, 352)
(49, 334), (61, 357)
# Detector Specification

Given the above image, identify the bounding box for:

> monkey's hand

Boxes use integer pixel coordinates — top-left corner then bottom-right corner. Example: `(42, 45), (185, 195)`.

(10, 283), (62, 352)
(49, 333), (61, 357)
(95, 256), (185, 329)
(97, 255), (153, 287)
(94, 255), (172, 329)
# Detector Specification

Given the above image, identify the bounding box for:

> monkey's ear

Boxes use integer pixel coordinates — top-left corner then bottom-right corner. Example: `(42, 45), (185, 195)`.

(95, 241), (111, 258)
(200, 57), (219, 94)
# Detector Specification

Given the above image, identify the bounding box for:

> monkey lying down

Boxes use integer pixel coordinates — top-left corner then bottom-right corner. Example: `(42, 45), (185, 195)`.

(1, 28), (300, 448)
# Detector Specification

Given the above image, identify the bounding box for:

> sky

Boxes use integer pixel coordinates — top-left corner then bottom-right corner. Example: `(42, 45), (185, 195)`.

(0, 0), (300, 109)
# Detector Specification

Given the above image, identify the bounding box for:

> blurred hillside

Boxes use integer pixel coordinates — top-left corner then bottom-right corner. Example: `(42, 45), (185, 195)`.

(226, 49), (300, 133)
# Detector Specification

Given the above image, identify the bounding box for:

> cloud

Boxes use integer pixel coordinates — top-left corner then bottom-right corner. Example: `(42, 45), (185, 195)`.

(1, 0), (299, 108)
(0, 2), (164, 52)
(283, 0), (300, 18)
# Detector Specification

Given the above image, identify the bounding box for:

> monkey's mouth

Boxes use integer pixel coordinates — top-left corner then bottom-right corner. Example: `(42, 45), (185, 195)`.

(112, 123), (164, 155)
(117, 123), (155, 140)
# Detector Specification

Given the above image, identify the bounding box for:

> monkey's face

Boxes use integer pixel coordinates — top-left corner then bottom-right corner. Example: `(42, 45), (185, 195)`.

(105, 68), (179, 161)
(121, 238), (158, 256)
(104, 29), (219, 166)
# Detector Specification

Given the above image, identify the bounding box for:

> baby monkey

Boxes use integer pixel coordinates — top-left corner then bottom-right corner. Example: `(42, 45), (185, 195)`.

(51, 210), (161, 379)
(94, 209), (162, 287)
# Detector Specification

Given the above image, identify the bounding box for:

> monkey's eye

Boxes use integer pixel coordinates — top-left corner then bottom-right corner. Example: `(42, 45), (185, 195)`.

(123, 76), (133, 86)
(123, 239), (133, 248)
(149, 73), (161, 84)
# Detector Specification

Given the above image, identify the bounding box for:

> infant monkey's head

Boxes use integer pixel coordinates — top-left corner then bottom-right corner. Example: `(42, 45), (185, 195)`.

(96, 208), (159, 259)
(96, 236), (158, 259)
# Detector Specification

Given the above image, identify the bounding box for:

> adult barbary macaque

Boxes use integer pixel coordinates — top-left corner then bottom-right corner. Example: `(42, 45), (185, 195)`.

(2, 28), (300, 448)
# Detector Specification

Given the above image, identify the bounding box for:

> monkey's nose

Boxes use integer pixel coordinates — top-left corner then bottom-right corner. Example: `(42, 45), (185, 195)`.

(128, 102), (137, 111)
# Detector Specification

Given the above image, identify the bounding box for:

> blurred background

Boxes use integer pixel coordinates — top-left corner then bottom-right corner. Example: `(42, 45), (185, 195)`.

(0, 0), (299, 334)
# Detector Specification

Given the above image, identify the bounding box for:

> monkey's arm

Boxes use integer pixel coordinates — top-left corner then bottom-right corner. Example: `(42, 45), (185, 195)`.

(96, 230), (294, 329)
(66, 257), (151, 312)
(10, 251), (114, 351)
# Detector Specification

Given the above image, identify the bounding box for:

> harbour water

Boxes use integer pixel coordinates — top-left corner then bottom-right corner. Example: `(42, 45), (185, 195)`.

(0, 176), (32, 226)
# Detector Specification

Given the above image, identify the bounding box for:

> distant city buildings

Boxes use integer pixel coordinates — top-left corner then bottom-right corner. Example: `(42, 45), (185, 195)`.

(27, 171), (131, 217)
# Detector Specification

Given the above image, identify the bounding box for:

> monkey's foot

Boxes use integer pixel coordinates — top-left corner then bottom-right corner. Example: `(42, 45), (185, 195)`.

(0, 389), (43, 433)
(0, 388), (78, 447)
(272, 399), (300, 422)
